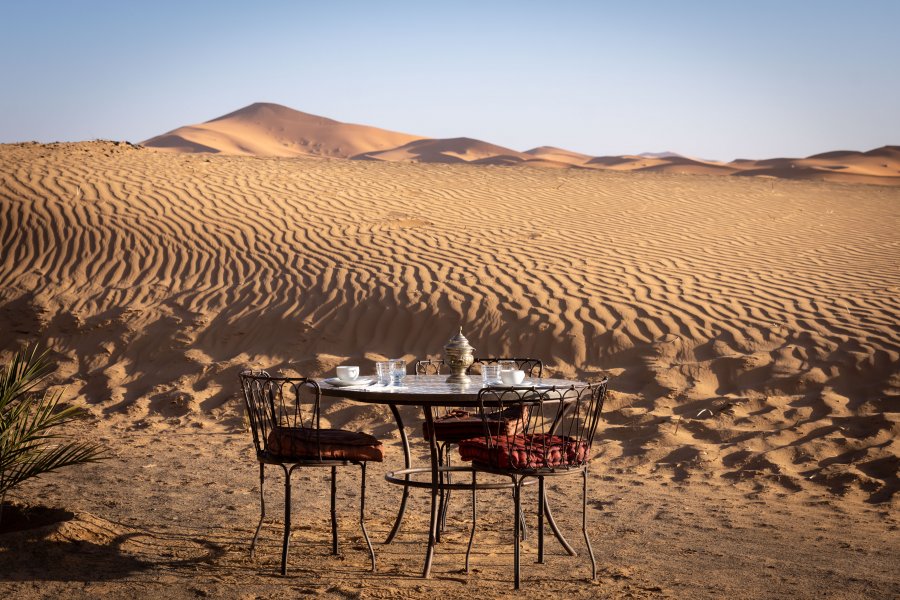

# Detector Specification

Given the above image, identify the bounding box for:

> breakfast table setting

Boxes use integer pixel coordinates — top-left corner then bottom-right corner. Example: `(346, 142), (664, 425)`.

(316, 328), (589, 578)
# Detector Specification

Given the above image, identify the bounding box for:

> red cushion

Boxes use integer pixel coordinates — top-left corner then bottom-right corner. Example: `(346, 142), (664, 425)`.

(267, 426), (384, 462)
(423, 407), (528, 443)
(458, 433), (588, 470)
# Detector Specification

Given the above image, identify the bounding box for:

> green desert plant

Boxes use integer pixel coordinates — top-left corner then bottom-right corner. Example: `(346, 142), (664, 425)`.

(0, 345), (106, 525)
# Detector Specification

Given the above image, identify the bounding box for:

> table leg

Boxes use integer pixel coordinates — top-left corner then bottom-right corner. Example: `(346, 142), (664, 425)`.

(384, 403), (411, 544)
(545, 404), (579, 556)
(544, 491), (577, 555)
(422, 405), (440, 578)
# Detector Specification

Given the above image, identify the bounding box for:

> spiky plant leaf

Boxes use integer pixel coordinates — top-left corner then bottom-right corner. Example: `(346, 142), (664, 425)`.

(0, 345), (107, 524)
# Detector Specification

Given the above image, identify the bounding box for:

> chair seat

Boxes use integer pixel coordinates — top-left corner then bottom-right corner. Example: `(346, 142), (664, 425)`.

(423, 406), (528, 443)
(266, 426), (384, 462)
(458, 433), (588, 470)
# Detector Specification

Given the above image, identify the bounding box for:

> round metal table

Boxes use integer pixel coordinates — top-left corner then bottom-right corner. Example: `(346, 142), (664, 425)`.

(318, 373), (584, 578)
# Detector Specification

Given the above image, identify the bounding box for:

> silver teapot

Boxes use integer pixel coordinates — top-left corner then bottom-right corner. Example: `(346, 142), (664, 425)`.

(443, 328), (474, 384)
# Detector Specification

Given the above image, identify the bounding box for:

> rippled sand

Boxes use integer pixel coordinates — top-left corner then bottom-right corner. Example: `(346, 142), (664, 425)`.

(1, 141), (898, 598)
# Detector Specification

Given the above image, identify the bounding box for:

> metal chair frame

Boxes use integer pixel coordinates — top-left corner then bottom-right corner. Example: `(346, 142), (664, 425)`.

(414, 358), (544, 542)
(464, 379), (609, 589)
(239, 370), (377, 575)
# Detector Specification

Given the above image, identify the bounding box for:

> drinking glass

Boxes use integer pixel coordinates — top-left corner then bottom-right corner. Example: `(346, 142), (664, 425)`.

(376, 360), (392, 385)
(482, 364), (501, 385)
(390, 359), (407, 386)
(498, 360), (516, 374)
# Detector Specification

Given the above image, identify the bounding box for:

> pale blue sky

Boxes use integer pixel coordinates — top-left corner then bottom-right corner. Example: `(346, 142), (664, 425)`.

(1, 1), (898, 159)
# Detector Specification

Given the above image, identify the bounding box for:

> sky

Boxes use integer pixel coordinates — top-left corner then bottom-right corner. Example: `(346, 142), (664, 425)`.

(1, 1), (898, 160)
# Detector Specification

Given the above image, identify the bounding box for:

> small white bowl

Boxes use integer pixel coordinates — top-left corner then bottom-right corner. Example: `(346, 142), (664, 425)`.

(500, 369), (526, 385)
(336, 365), (360, 382)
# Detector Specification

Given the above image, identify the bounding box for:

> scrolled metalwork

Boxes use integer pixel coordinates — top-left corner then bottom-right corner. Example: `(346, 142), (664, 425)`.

(238, 370), (378, 575)
(461, 378), (610, 589)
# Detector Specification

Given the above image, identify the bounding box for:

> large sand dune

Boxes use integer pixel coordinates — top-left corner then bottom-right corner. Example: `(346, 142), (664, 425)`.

(1, 140), (897, 505)
(142, 102), (425, 158)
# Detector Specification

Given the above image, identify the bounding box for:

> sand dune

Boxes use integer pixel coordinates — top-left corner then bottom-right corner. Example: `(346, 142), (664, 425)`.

(356, 136), (529, 164)
(586, 154), (739, 176)
(1, 140), (898, 507)
(731, 146), (900, 184)
(524, 146), (594, 165)
(142, 103), (900, 185)
(142, 102), (425, 158)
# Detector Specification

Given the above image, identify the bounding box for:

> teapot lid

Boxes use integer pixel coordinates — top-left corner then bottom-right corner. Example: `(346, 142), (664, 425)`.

(444, 327), (474, 352)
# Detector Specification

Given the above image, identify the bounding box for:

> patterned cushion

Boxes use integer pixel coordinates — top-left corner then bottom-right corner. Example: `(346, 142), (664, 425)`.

(266, 426), (384, 462)
(423, 406), (528, 443)
(458, 433), (588, 470)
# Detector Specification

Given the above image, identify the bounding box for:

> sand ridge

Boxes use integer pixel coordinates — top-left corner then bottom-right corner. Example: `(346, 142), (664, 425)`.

(1, 140), (898, 506)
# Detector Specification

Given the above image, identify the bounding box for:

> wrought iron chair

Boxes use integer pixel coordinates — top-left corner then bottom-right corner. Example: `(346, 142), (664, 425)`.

(416, 358), (543, 537)
(458, 379), (609, 589)
(239, 370), (383, 575)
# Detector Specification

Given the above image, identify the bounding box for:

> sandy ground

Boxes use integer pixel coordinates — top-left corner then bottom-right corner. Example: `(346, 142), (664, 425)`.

(1, 420), (897, 599)
(1, 141), (898, 598)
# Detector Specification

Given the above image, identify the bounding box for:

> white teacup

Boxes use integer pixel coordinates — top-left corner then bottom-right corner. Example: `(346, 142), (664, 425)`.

(336, 366), (360, 382)
(500, 369), (526, 385)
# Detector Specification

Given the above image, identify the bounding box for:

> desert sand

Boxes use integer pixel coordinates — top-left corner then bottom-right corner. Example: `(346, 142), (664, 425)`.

(0, 137), (898, 599)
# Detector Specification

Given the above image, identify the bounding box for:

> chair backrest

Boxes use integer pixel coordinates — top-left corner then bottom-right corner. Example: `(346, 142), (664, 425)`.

(469, 357), (543, 378)
(415, 359), (445, 375)
(470, 377), (609, 471)
(239, 370), (322, 458)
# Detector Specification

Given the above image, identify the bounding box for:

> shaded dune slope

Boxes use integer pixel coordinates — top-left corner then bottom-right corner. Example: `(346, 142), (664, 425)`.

(1, 141), (898, 502)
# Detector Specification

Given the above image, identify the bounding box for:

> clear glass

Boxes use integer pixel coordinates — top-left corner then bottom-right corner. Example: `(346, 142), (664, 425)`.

(498, 360), (516, 373)
(390, 358), (406, 385)
(376, 361), (392, 385)
(390, 359), (406, 386)
(482, 364), (501, 385)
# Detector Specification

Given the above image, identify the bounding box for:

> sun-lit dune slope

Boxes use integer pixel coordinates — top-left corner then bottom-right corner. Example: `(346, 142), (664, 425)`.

(142, 102), (426, 158)
(1, 141), (898, 502)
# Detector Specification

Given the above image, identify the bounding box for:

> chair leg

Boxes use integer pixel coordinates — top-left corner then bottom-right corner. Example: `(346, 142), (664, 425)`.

(331, 465), (339, 555)
(250, 463), (265, 559)
(582, 469), (596, 581)
(281, 465), (293, 576)
(465, 470), (477, 573)
(537, 476), (545, 564)
(514, 478), (522, 590)
(360, 462), (376, 572)
(513, 488), (528, 542)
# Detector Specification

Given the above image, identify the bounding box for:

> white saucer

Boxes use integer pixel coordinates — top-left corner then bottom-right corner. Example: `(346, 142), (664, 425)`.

(323, 377), (375, 387)
(485, 380), (550, 389)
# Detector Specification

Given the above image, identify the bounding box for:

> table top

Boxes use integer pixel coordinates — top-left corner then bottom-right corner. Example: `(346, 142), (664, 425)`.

(317, 374), (586, 407)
